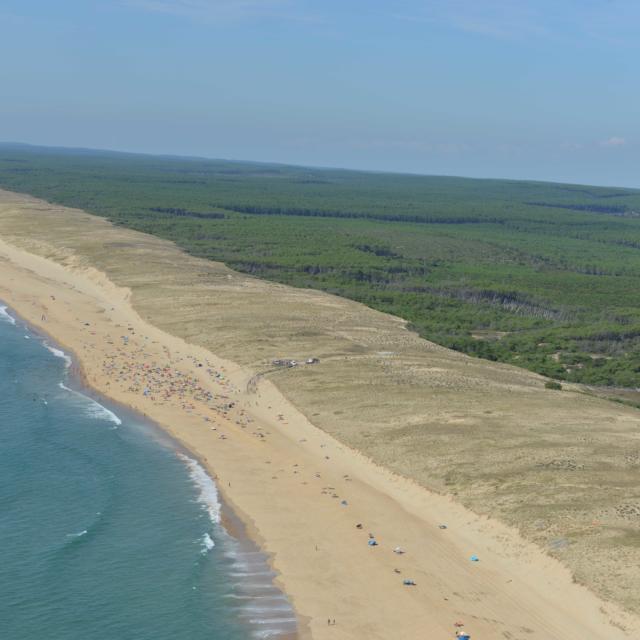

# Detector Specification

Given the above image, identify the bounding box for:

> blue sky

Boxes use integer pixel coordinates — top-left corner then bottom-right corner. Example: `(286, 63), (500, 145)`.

(1, 0), (638, 186)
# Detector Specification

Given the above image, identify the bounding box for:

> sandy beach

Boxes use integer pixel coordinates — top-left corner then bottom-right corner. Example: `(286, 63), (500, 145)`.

(1, 189), (639, 639)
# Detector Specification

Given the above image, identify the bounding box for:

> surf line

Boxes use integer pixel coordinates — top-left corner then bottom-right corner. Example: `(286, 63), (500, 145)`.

(0, 300), (123, 427)
(0, 304), (16, 325)
(58, 381), (123, 426)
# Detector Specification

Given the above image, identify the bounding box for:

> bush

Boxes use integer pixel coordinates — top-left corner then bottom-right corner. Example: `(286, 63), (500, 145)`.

(545, 380), (563, 390)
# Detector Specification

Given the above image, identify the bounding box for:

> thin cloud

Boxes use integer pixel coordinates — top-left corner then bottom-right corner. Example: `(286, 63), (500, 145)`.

(395, 0), (640, 46)
(124, 0), (296, 21)
(395, 0), (551, 41)
(601, 136), (626, 147)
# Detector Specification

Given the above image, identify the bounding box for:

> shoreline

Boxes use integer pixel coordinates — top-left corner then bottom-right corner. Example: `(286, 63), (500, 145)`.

(1, 208), (639, 638)
(9, 299), (307, 637)
(0, 300), (300, 640)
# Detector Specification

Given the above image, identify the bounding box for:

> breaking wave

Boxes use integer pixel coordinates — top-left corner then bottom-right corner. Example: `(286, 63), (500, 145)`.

(202, 532), (215, 553)
(179, 454), (222, 526)
(0, 305), (16, 325)
(58, 382), (122, 426)
(45, 344), (72, 368)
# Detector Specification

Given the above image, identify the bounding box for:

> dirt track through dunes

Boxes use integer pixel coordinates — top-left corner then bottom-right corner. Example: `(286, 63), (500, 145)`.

(1, 188), (639, 636)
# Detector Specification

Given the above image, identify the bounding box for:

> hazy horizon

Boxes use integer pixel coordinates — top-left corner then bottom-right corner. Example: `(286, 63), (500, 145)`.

(4, 140), (640, 192)
(2, 1), (639, 188)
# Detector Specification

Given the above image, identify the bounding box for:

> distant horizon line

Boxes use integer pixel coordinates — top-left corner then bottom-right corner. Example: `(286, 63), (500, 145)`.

(1, 140), (638, 193)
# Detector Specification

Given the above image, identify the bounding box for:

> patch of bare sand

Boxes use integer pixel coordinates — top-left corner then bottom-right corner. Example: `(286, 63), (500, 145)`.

(1, 188), (639, 635)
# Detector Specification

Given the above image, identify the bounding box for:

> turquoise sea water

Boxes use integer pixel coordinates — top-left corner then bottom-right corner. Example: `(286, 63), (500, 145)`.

(0, 305), (296, 640)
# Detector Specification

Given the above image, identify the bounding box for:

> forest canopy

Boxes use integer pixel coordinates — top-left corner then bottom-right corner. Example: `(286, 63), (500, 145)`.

(2, 144), (640, 388)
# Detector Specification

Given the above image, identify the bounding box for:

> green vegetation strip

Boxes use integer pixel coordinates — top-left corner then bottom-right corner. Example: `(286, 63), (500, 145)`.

(2, 144), (640, 387)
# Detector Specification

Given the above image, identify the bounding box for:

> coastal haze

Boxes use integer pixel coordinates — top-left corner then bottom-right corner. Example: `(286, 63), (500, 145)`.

(1, 0), (639, 187)
(0, 189), (639, 638)
(2, 1), (639, 638)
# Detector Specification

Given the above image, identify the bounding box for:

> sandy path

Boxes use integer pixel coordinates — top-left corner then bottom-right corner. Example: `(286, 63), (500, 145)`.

(0, 234), (638, 639)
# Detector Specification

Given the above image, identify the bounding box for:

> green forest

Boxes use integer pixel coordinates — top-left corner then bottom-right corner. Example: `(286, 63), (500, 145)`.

(2, 144), (640, 388)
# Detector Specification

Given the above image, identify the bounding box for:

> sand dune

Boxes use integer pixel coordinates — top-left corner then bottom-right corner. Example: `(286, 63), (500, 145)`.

(1, 188), (639, 639)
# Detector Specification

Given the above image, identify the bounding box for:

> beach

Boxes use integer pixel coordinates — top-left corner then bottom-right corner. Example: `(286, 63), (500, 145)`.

(1, 189), (639, 639)
(0, 309), (297, 640)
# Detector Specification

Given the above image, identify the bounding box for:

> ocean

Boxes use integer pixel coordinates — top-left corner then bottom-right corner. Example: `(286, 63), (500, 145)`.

(0, 305), (296, 640)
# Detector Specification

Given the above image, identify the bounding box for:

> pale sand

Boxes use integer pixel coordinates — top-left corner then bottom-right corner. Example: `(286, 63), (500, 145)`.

(0, 188), (639, 639)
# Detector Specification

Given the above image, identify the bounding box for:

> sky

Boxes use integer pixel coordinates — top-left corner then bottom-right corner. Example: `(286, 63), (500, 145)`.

(1, 0), (638, 187)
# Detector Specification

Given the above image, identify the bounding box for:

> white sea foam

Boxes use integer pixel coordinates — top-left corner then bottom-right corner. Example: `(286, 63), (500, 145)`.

(202, 532), (215, 553)
(253, 627), (296, 639)
(0, 305), (16, 325)
(240, 605), (293, 614)
(232, 583), (279, 591)
(58, 382), (122, 426)
(179, 454), (222, 525)
(83, 401), (122, 426)
(249, 617), (297, 625)
(179, 455), (296, 637)
(223, 594), (288, 601)
(45, 344), (72, 368)
(66, 529), (88, 538)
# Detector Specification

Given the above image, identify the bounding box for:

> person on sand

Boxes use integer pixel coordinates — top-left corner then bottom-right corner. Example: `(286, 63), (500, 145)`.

(455, 630), (470, 640)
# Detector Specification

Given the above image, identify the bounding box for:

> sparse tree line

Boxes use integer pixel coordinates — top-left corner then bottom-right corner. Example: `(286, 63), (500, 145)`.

(526, 201), (632, 215)
(213, 203), (503, 225)
(149, 207), (225, 219)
